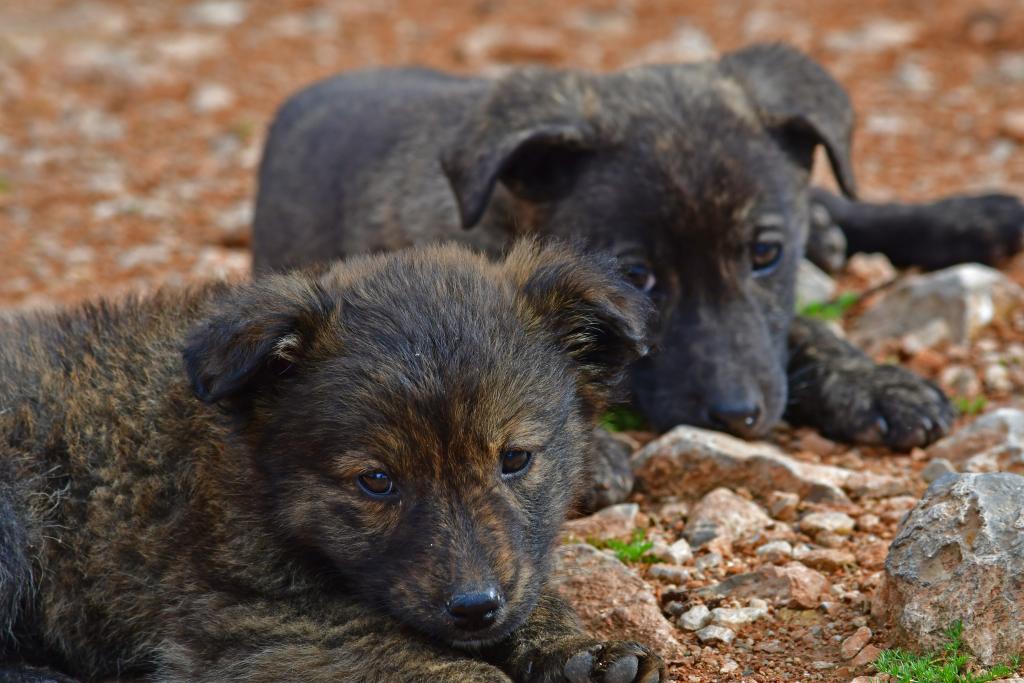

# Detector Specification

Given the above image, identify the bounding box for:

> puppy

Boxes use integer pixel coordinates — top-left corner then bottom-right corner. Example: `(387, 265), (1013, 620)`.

(0, 240), (662, 683)
(251, 42), (955, 452)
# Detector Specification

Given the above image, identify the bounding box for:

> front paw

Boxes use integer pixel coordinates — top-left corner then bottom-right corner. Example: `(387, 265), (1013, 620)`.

(810, 362), (954, 450)
(562, 640), (665, 683)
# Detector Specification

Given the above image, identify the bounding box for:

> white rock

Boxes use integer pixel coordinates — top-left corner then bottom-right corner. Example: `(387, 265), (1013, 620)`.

(756, 540), (794, 562)
(679, 604), (711, 631)
(799, 511), (855, 536)
(186, 1), (247, 27)
(684, 487), (772, 547)
(632, 425), (910, 504)
(191, 83), (235, 113)
(851, 264), (1024, 353)
(647, 564), (691, 584)
(661, 538), (694, 565)
(927, 408), (1024, 474)
(796, 259), (837, 308)
(710, 604), (768, 626)
(921, 458), (956, 483)
(695, 624), (735, 645)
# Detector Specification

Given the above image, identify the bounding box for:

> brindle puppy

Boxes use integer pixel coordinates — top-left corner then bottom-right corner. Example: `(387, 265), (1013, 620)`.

(251, 42), (960, 455)
(0, 241), (662, 682)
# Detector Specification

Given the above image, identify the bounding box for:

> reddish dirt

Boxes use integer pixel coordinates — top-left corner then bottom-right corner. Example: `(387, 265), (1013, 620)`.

(3, 2), (1024, 682)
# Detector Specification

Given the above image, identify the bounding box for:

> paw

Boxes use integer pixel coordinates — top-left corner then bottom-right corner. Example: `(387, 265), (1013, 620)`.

(563, 640), (665, 683)
(577, 428), (634, 514)
(919, 194), (1024, 268)
(813, 362), (954, 450)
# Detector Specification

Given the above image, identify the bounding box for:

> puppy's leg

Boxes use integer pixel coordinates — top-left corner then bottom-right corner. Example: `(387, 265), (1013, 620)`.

(811, 188), (1024, 269)
(486, 592), (664, 683)
(577, 428), (634, 514)
(157, 598), (512, 683)
(786, 316), (954, 450)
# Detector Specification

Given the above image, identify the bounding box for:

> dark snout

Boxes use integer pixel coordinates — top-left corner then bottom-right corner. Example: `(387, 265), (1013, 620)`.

(447, 587), (504, 631)
(630, 303), (789, 439)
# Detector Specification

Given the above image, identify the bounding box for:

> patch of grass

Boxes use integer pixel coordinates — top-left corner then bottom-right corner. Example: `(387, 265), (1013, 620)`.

(599, 405), (647, 432)
(589, 529), (659, 564)
(954, 396), (988, 416)
(874, 621), (1021, 683)
(0, 175), (11, 194)
(799, 291), (860, 321)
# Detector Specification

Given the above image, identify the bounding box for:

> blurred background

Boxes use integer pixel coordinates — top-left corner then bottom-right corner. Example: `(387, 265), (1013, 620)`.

(1, 0), (1023, 310)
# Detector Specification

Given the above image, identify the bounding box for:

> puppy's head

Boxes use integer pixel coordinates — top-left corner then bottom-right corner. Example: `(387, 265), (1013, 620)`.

(183, 240), (650, 646)
(441, 43), (856, 439)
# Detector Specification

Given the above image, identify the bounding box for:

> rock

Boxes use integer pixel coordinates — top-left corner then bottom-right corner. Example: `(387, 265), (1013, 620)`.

(939, 364), (982, 397)
(629, 23), (716, 65)
(647, 564), (691, 584)
(894, 59), (934, 93)
(653, 538), (693, 565)
(710, 604), (768, 627)
(695, 624), (735, 645)
(1001, 111), (1024, 144)
(825, 19), (919, 53)
(795, 548), (856, 572)
(552, 544), (684, 659)
(191, 83), (235, 113)
(678, 604), (711, 631)
(849, 644), (882, 669)
(984, 363), (1014, 394)
(800, 511), (855, 537)
(185, 1), (247, 27)
(767, 491), (800, 521)
(458, 24), (565, 66)
(840, 626), (873, 660)
(695, 551), (723, 572)
(843, 253), (892, 290)
(632, 426), (910, 504)
(850, 265), (1024, 354)
(922, 457), (956, 483)
(756, 540), (794, 563)
(684, 487), (772, 547)
(797, 259), (837, 308)
(561, 503), (639, 543)
(874, 472), (1024, 665)
(926, 408), (1024, 474)
(697, 561), (829, 609)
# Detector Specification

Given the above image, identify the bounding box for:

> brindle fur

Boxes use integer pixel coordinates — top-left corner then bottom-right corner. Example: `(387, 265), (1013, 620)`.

(252, 42), (955, 452)
(0, 241), (663, 683)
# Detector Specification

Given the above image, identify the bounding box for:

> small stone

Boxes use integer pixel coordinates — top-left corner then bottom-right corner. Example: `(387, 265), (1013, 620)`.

(186, 1), (247, 27)
(710, 605), (768, 627)
(695, 624), (735, 645)
(720, 658), (739, 674)
(661, 538), (694, 565)
(696, 561), (829, 609)
(845, 253), (897, 289)
(849, 644), (882, 668)
(767, 491), (800, 521)
(856, 514), (882, 533)
(191, 83), (235, 113)
(851, 264), (1024, 353)
(840, 626), (873, 659)
(561, 503), (639, 543)
(695, 552), (723, 571)
(927, 408), (1024, 473)
(798, 548), (857, 572)
(922, 458), (956, 483)
(685, 487), (772, 546)
(984, 363), (1013, 394)
(647, 564), (691, 584)
(939, 365), (982, 397)
(800, 511), (855, 536)
(1001, 111), (1024, 144)
(756, 540), (794, 563)
(894, 59), (934, 93)
(679, 604), (711, 631)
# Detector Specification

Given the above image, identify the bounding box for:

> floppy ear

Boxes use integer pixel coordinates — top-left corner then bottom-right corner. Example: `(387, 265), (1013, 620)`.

(182, 276), (336, 404)
(441, 122), (594, 230)
(503, 239), (654, 414)
(720, 42), (857, 198)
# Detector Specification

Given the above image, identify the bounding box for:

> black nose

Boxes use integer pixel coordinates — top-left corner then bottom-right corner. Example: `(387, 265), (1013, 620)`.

(709, 401), (763, 438)
(447, 588), (502, 631)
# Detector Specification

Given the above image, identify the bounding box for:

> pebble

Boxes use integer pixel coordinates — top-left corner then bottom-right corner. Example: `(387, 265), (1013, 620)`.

(191, 83), (235, 114)
(660, 538), (694, 565)
(695, 624), (735, 645)
(756, 540), (794, 563)
(840, 626), (873, 659)
(647, 564), (691, 584)
(849, 644), (882, 668)
(710, 604), (768, 627)
(799, 511), (855, 536)
(679, 604), (711, 631)
(767, 491), (800, 521)
(796, 548), (857, 572)
(921, 457), (956, 483)
(186, 1), (247, 27)
(695, 552), (723, 571)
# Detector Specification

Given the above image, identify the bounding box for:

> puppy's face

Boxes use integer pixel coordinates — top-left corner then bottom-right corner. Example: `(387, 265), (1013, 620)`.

(445, 47), (854, 438)
(184, 241), (649, 646)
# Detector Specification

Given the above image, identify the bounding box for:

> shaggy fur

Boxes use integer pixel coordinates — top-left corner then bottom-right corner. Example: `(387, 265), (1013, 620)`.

(0, 241), (662, 683)
(252, 42), (955, 451)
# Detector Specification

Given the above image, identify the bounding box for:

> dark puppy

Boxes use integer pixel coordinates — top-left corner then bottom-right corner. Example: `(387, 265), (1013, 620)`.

(0, 241), (662, 682)
(252, 42), (954, 451)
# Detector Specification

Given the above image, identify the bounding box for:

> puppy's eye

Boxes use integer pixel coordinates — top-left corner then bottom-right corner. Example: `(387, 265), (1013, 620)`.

(500, 449), (532, 476)
(622, 263), (656, 293)
(357, 470), (396, 498)
(750, 239), (784, 275)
